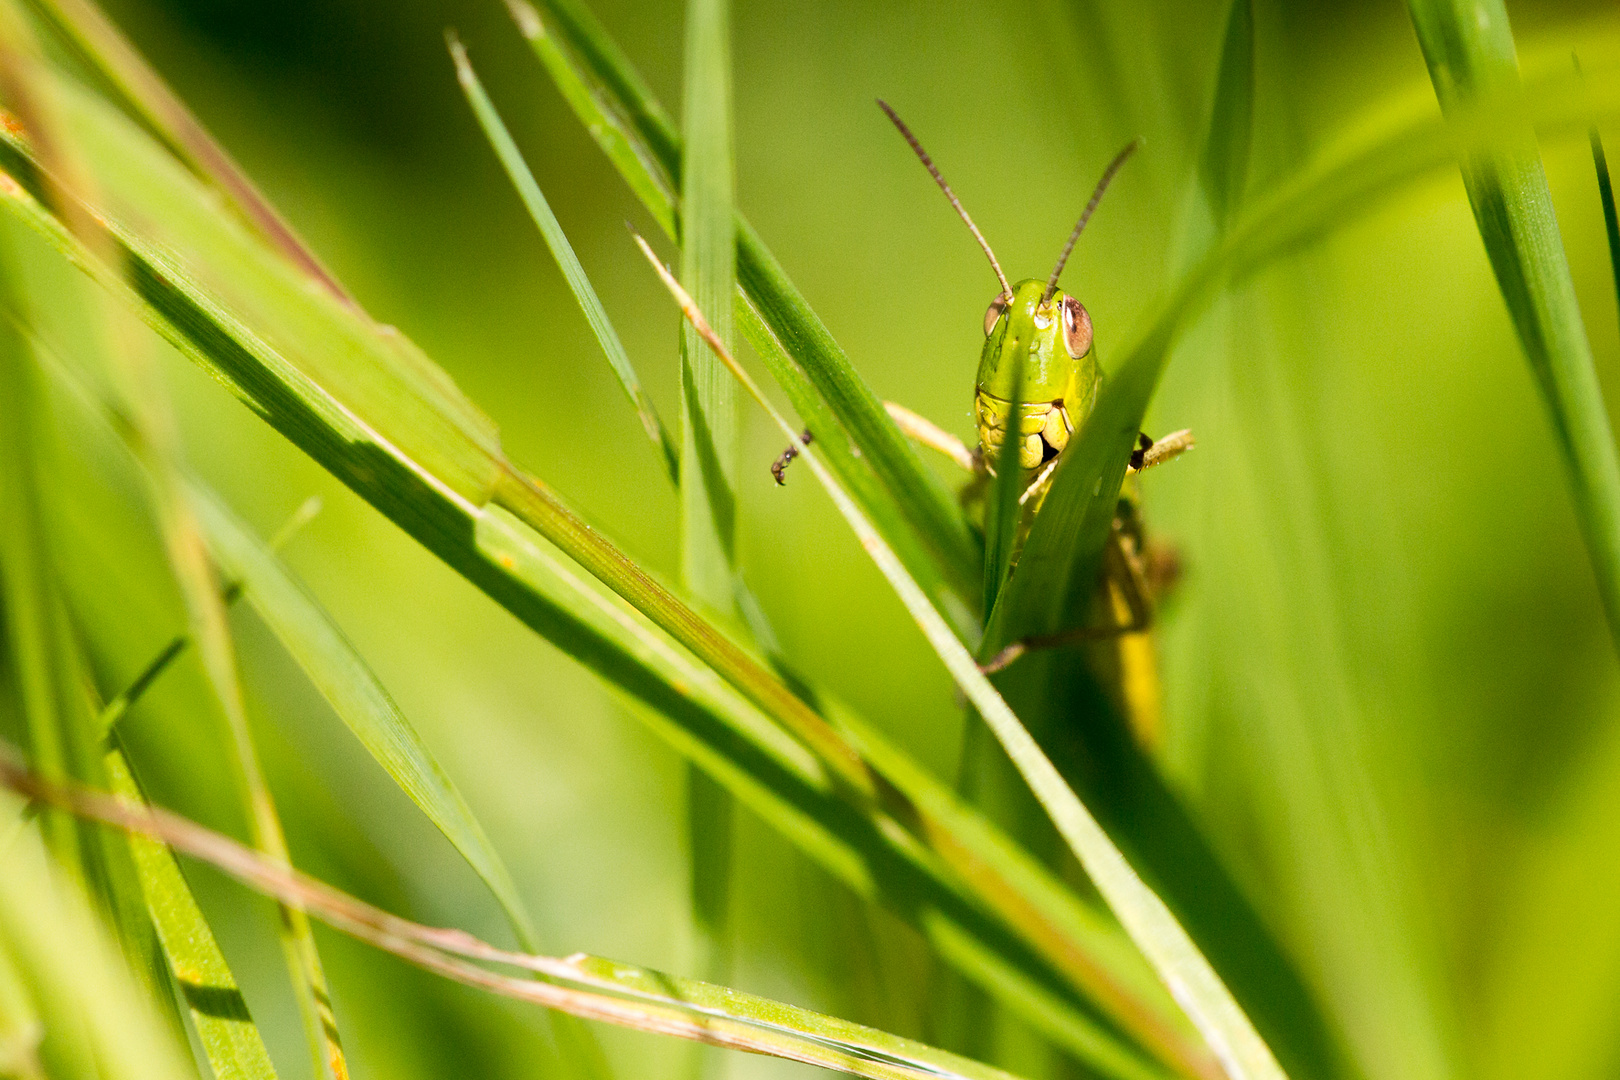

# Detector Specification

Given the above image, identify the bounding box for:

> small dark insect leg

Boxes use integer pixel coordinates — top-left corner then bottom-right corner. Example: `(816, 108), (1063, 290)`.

(771, 429), (813, 485)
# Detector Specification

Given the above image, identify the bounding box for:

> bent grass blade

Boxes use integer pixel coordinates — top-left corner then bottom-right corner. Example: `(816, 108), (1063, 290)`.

(0, 754), (1030, 1080)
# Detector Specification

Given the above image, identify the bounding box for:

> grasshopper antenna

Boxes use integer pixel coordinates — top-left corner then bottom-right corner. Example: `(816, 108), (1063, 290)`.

(1042, 138), (1141, 305)
(878, 99), (1012, 299)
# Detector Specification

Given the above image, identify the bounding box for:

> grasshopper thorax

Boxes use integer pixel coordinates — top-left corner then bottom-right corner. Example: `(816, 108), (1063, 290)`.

(975, 279), (1098, 471)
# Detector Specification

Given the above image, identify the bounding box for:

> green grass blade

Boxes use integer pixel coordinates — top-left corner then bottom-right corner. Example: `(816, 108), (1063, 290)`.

(677, 0), (740, 613)
(645, 240), (1285, 1080)
(103, 741), (279, 1080)
(0, 48), (349, 1078)
(508, 0), (982, 610)
(982, 351), (1025, 621)
(1197, 0), (1254, 237)
(0, 809), (193, 1080)
(189, 486), (541, 952)
(1, 762), (1052, 1080)
(449, 37), (678, 486)
(1589, 114), (1620, 322)
(1406, 0), (1620, 651)
(677, 0), (740, 1024)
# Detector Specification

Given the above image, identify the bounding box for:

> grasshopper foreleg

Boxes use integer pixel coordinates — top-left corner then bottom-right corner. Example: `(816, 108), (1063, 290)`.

(770, 429), (814, 485)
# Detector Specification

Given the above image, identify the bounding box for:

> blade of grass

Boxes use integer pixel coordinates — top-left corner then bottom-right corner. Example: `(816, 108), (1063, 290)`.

(103, 739), (280, 1080)
(0, 35), (348, 1079)
(639, 234), (1287, 1080)
(0, 809), (192, 1080)
(508, 0), (983, 611)
(1407, 0), (1620, 652)
(449, 36), (678, 486)
(676, 0), (740, 1038)
(190, 485), (541, 953)
(982, 349), (1026, 622)
(1, 756), (1040, 1080)
(1586, 83), (1620, 320)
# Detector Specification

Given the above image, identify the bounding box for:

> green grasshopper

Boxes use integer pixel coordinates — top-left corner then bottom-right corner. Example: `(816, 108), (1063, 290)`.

(775, 103), (1191, 696)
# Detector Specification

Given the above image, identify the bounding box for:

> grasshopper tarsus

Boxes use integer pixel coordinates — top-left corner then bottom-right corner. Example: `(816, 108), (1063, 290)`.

(1128, 431), (1153, 471)
(771, 429), (813, 485)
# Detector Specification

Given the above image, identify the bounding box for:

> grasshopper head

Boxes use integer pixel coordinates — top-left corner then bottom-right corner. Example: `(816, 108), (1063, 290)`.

(977, 279), (1093, 405)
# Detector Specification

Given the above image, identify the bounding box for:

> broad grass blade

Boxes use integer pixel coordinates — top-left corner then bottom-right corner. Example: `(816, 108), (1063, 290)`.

(103, 742), (280, 1080)
(1407, 0), (1620, 652)
(450, 38), (678, 486)
(0, 816), (193, 1080)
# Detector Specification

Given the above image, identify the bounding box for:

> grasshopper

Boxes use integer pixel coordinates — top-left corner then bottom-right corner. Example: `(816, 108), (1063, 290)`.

(775, 103), (1191, 685)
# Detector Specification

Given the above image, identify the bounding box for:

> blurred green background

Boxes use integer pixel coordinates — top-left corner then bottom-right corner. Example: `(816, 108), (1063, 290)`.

(39, 0), (1620, 1078)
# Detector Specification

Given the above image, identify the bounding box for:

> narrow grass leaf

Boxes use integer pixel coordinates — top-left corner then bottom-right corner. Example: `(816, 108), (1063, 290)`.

(0, 45), (349, 1078)
(450, 37), (678, 485)
(189, 485), (541, 952)
(0, 817), (193, 1080)
(677, 0), (740, 1014)
(1, 759), (1039, 1080)
(640, 236), (1284, 1080)
(981, 349), (1024, 620)
(1589, 116), (1620, 318)
(510, 0), (983, 608)
(103, 740), (279, 1080)
(1407, 0), (1620, 652)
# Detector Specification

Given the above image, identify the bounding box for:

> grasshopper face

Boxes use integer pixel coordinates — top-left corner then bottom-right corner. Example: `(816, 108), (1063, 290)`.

(975, 278), (1099, 471)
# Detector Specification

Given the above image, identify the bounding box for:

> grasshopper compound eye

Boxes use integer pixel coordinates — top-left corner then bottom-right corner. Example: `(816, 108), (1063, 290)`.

(1061, 295), (1093, 358)
(984, 292), (1011, 336)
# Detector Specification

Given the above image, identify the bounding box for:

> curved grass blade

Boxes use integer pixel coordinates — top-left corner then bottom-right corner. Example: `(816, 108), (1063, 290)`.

(1406, 0), (1620, 652)
(1584, 69), (1620, 332)
(638, 236), (1284, 1080)
(449, 37), (678, 486)
(1, 757), (1034, 1080)
(103, 741), (279, 1080)
(0, 40), (349, 1078)
(508, 0), (982, 610)
(189, 485), (541, 953)
(0, 812), (193, 1080)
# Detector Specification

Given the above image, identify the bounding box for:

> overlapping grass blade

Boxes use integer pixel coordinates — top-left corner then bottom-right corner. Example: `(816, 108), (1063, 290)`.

(0, 38), (349, 1077)
(190, 486), (541, 953)
(676, 0), (740, 1015)
(640, 238), (1285, 1080)
(0, 815), (192, 1080)
(1586, 81), (1620, 321)
(981, 351), (1024, 620)
(450, 38), (677, 486)
(1, 758), (1042, 1080)
(103, 742), (279, 1080)
(1406, 0), (1620, 651)
(507, 0), (982, 615)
